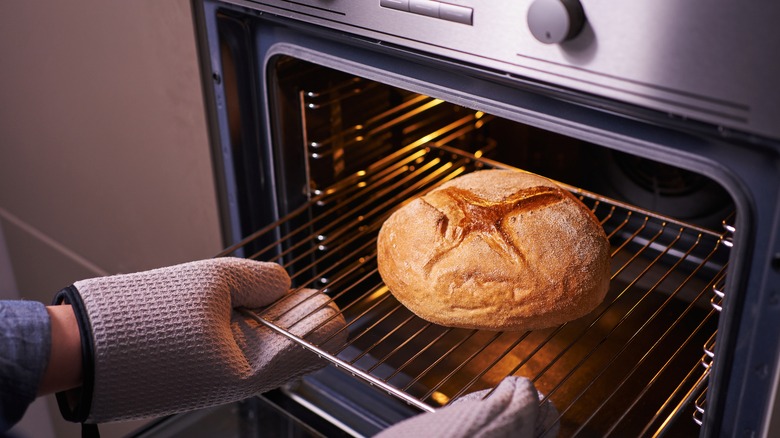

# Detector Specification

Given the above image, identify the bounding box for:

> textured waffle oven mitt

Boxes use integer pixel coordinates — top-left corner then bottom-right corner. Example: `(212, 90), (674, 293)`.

(375, 376), (560, 438)
(51, 257), (346, 424)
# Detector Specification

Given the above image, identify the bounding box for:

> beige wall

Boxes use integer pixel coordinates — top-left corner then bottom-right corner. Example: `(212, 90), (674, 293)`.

(0, 1), (222, 437)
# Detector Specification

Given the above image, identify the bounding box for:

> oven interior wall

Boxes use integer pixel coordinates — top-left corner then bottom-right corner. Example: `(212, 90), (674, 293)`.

(268, 57), (734, 232)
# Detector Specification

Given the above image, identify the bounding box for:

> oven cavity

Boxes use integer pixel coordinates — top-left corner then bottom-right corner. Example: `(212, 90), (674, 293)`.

(217, 57), (736, 437)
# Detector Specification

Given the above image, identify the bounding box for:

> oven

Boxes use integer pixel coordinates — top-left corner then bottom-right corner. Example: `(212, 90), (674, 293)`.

(140, 1), (780, 436)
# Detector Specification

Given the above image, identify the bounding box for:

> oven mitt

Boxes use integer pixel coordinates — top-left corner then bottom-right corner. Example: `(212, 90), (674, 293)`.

(52, 257), (346, 424)
(375, 376), (560, 438)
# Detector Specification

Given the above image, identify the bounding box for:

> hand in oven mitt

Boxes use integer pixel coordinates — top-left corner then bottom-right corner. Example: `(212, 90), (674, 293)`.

(53, 257), (346, 424)
(375, 376), (560, 438)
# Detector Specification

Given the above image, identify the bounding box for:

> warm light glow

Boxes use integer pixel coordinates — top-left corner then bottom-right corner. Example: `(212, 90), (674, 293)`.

(474, 150), (483, 158)
(431, 391), (451, 405)
(357, 170), (366, 176)
(366, 286), (389, 302)
(475, 111), (485, 119)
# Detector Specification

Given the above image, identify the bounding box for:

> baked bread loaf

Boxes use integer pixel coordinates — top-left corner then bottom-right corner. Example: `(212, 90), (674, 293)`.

(377, 169), (610, 331)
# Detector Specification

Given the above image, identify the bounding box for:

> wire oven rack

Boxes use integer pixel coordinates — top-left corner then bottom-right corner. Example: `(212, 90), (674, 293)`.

(221, 141), (730, 437)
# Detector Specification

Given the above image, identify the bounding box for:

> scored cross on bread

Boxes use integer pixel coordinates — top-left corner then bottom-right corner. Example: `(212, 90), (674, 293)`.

(423, 185), (567, 269)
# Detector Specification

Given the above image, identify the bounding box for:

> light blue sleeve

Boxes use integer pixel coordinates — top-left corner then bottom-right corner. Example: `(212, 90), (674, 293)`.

(0, 300), (51, 433)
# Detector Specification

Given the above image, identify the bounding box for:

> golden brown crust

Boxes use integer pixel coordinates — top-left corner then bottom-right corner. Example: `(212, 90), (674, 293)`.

(377, 169), (611, 331)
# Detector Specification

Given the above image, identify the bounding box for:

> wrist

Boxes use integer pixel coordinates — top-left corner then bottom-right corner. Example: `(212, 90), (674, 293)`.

(39, 304), (83, 395)
(52, 285), (95, 423)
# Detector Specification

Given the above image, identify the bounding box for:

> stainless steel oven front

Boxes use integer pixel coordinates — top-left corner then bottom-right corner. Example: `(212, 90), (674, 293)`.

(175, 1), (780, 436)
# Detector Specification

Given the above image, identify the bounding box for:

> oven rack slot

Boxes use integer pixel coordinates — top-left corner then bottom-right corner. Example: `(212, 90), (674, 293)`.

(222, 144), (730, 437)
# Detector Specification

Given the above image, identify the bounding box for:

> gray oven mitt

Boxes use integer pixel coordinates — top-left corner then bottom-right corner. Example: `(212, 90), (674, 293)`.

(375, 376), (560, 438)
(52, 257), (346, 424)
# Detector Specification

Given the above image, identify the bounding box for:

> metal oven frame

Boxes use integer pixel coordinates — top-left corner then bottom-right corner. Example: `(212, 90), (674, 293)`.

(191, 1), (780, 436)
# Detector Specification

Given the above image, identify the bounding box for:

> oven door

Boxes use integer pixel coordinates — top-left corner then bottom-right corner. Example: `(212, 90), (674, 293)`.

(187, 2), (780, 437)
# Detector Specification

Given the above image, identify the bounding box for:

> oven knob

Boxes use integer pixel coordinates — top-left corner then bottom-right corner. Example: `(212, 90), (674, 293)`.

(527, 0), (586, 44)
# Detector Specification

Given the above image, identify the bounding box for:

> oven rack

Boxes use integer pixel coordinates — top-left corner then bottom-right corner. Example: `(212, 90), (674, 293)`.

(223, 144), (730, 437)
(299, 76), (495, 194)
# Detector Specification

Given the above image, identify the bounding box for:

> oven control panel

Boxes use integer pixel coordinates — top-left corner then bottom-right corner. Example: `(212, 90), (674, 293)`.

(380, 0), (473, 25)
(221, 0), (780, 140)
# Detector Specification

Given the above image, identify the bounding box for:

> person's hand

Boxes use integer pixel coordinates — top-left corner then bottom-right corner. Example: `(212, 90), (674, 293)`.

(375, 376), (560, 438)
(52, 257), (346, 423)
